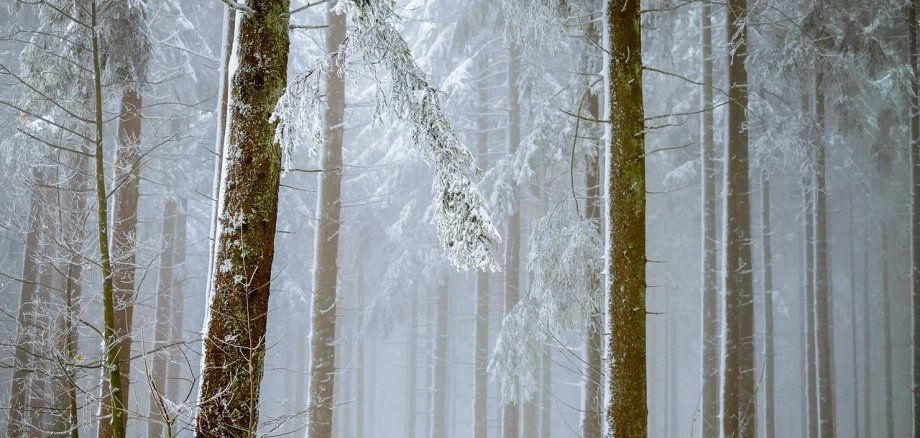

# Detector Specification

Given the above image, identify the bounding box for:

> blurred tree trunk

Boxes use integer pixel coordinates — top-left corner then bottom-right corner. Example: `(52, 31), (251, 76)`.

(605, 0), (647, 435)
(194, 0), (290, 434)
(847, 187), (859, 438)
(722, 0), (755, 435)
(540, 344), (551, 438)
(882, 228), (893, 437)
(356, 261), (365, 438)
(805, 177), (818, 438)
(306, 7), (346, 438)
(583, 93), (603, 438)
(6, 171), (45, 438)
(502, 42), (522, 438)
(813, 68), (835, 438)
(909, 2), (920, 434)
(166, 201), (187, 402)
(98, 88), (143, 438)
(406, 287), (418, 438)
(431, 278), (449, 438)
(699, 2), (720, 436)
(760, 168), (775, 438)
(862, 228), (871, 438)
(473, 51), (490, 438)
(147, 200), (177, 438)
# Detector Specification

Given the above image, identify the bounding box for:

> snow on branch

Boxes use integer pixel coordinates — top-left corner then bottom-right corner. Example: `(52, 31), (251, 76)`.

(273, 0), (501, 272)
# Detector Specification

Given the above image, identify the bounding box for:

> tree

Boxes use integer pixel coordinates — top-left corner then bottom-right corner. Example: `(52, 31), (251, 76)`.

(605, 0), (647, 435)
(909, 2), (920, 433)
(194, 0), (290, 435)
(760, 167), (775, 438)
(147, 199), (177, 438)
(431, 278), (449, 438)
(472, 52), (491, 438)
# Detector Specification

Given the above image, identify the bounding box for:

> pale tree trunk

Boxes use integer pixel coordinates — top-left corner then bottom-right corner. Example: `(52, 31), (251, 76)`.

(356, 262), (365, 438)
(909, 2), (920, 434)
(166, 201), (186, 403)
(431, 278), (449, 438)
(306, 6), (346, 437)
(805, 178), (818, 438)
(33, 235), (54, 431)
(847, 187), (859, 438)
(583, 93), (603, 438)
(503, 42), (522, 438)
(882, 227), (894, 438)
(147, 199), (177, 438)
(813, 68), (835, 438)
(194, 0), (290, 434)
(406, 287), (418, 438)
(722, 0), (756, 435)
(606, 0), (647, 436)
(760, 168), (775, 438)
(540, 344), (550, 438)
(699, 2), (720, 436)
(7, 173), (45, 438)
(99, 87), (143, 438)
(862, 228), (871, 438)
(473, 52), (490, 438)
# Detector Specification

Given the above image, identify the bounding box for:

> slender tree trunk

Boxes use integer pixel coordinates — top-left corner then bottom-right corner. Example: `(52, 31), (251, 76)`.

(166, 201), (186, 403)
(431, 279), (449, 438)
(862, 228), (871, 438)
(760, 168), (775, 438)
(805, 179), (818, 438)
(909, 2), (920, 434)
(98, 87), (143, 438)
(541, 344), (551, 438)
(473, 51), (490, 438)
(6, 173), (44, 438)
(583, 93), (603, 438)
(813, 68), (835, 438)
(699, 2), (720, 436)
(306, 7), (346, 438)
(90, 4), (128, 435)
(606, 0), (647, 436)
(882, 228), (894, 438)
(194, 0), (290, 434)
(722, 0), (755, 435)
(407, 287), (418, 438)
(147, 200), (177, 438)
(356, 263), (365, 438)
(847, 187), (859, 438)
(502, 42), (522, 438)
(33, 240), (54, 431)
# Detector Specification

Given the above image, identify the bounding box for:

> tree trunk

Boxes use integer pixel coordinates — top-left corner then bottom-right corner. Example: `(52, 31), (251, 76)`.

(6, 172), (45, 438)
(406, 287), (418, 438)
(909, 2), (920, 435)
(431, 279), (449, 438)
(194, 0), (290, 434)
(541, 344), (551, 438)
(760, 168), (775, 438)
(882, 227), (894, 438)
(147, 200), (177, 438)
(166, 201), (187, 403)
(606, 0), (647, 436)
(862, 228), (871, 438)
(473, 51), (490, 438)
(502, 42), (522, 438)
(98, 88), (143, 438)
(356, 262), (365, 438)
(722, 0), (755, 435)
(583, 93), (603, 438)
(306, 7), (346, 438)
(805, 178), (818, 438)
(847, 187), (859, 438)
(699, 2), (720, 436)
(813, 68), (835, 438)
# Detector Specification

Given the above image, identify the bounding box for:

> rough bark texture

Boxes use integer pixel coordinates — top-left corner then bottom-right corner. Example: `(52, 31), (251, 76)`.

(910, 2), (920, 434)
(194, 0), (290, 435)
(147, 200), (177, 438)
(502, 42), (521, 438)
(813, 69), (835, 438)
(722, 0), (755, 435)
(431, 279), (449, 438)
(606, 0), (647, 436)
(760, 169), (774, 438)
(583, 94), (603, 438)
(473, 56), (490, 438)
(306, 7), (345, 438)
(98, 88), (143, 438)
(699, 2), (720, 436)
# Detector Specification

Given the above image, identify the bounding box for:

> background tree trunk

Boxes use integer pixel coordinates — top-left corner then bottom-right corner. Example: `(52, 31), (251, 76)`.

(805, 178), (818, 438)
(502, 42), (521, 438)
(862, 229), (872, 438)
(194, 0), (290, 434)
(473, 51), (490, 438)
(431, 278), (449, 438)
(760, 168), (775, 438)
(166, 201), (187, 402)
(406, 287), (418, 438)
(306, 6), (346, 437)
(147, 200), (176, 438)
(909, 2), (920, 435)
(606, 0), (647, 435)
(882, 227), (894, 438)
(847, 187), (860, 438)
(583, 93), (603, 438)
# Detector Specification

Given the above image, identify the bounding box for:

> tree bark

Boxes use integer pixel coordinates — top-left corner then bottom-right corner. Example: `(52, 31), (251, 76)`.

(722, 0), (755, 435)
(699, 2), (720, 436)
(147, 200), (177, 438)
(194, 0), (290, 434)
(760, 168), (775, 438)
(431, 278), (449, 438)
(473, 51), (490, 438)
(606, 0), (647, 436)
(502, 42), (522, 438)
(306, 6), (346, 438)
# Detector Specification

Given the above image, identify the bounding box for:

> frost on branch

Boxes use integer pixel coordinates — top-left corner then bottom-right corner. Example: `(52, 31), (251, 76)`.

(488, 301), (544, 405)
(274, 0), (501, 271)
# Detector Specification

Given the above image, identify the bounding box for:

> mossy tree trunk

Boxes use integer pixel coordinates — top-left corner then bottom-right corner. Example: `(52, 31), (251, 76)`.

(605, 0), (647, 436)
(194, 0), (290, 435)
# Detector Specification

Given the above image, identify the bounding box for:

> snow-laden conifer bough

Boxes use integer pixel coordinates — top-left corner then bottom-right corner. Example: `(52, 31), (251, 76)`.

(273, 0), (502, 272)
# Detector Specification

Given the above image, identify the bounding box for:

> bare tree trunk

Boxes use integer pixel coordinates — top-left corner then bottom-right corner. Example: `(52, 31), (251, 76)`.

(406, 287), (418, 438)
(606, 0), (647, 435)
(33, 239), (54, 432)
(847, 187), (859, 438)
(722, 0), (755, 435)
(98, 88), (143, 438)
(540, 344), (550, 438)
(147, 200), (177, 438)
(760, 168), (775, 438)
(583, 93), (603, 438)
(882, 227), (893, 438)
(805, 178), (818, 438)
(813, 68), (835, 438)
(306, 7), (346, 438)
(7, 173), (45, 438)
(862, 228), (871, 438)
(166, 201), (186, 403)
(194, 0), (290, 434)
(699, 2), (720, 436)
(909, 2), (920, 434)
(356, 262), (365, 438)
(502, 42), (522, 438)
(473, 51), (490, 438)
(431, 279), (449, 438)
